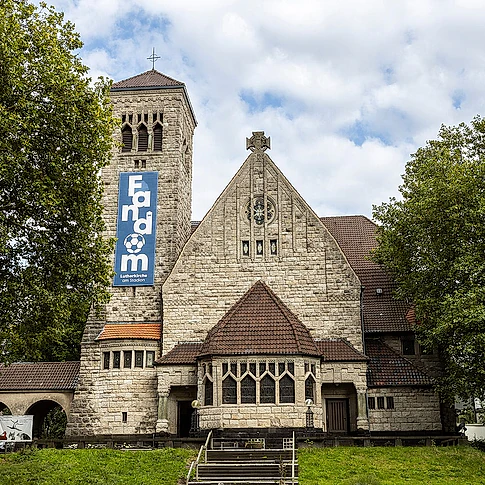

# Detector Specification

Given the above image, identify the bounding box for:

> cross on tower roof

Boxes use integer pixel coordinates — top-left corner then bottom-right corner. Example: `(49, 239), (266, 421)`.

(147, 48), (161, 70)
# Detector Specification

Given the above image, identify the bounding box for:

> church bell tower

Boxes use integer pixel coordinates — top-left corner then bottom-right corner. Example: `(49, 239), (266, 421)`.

(66, 65), (196, 436)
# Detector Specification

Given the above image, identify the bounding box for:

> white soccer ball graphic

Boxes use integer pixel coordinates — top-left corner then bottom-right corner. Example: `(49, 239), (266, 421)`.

(123, 233), (146, 254)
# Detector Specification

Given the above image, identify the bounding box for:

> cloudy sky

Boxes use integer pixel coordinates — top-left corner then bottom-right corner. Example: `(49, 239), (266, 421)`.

(49, 0), (485, 220)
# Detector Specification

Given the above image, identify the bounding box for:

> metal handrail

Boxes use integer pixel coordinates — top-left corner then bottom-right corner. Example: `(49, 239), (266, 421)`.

(186, 430), (212, 484)
(291, 431), (296, 485)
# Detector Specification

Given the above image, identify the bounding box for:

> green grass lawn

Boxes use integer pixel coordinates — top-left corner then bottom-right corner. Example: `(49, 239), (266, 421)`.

(0, 447), (196, 485)
(298, 446), (485, 484)
(0, 446), (484, 484)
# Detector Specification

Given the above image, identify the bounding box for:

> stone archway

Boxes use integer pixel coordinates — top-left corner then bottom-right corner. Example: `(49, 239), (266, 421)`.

(321, 383), (358, 434)
(0, 402), (12, 415)
(26, 400), (67, 439)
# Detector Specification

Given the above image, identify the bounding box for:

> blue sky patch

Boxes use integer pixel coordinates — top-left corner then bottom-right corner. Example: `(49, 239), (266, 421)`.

(240, 90), (285, 113)
(342, 120), (392, 147)
(452, 89), (465, 109)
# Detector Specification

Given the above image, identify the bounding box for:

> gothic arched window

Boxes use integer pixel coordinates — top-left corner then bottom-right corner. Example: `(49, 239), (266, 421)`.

(204, 378), (213, 406)
(241, 375), (256, 404)
(305, 375), (315, 402)
(138, 124), (148, 152)
(153, 123), (162, 151)
(279, 374), (295, 404)
(260, 374), (275, 404)
(222, 375), (237, 404)
(122, 125), (132, 152)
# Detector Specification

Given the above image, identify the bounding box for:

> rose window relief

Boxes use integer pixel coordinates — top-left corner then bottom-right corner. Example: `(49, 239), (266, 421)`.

(245, 197), (276, 225)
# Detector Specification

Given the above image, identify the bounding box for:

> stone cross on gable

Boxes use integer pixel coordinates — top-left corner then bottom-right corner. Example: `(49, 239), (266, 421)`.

(246, 131), (271, 152)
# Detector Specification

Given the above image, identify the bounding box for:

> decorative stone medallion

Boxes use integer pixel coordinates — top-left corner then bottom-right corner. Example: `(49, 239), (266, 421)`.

(244, 197), (276, 225)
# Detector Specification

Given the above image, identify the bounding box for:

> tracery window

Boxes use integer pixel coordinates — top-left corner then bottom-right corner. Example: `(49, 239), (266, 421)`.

(222, 375), (237, 404)
(260, 374), (276, 404)
(245, 197), (276, 225)
(279, 374), (295, 404)
(305, 375), (315, 402)
(204, 378), (213, 406)
(241, 375), (256, 404)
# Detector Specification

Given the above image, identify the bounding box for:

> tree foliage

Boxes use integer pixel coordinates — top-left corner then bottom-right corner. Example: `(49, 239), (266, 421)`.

(373, 116), (485, 401)
(0, 1), (114, 362)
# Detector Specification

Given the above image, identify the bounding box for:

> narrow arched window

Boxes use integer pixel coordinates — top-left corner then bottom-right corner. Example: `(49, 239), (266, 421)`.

(279, 374), (295, 404)
(305, 375), (315, 402)
(153, 123), (162, 151)
(138, 124), (148, 152)
(122, 125), (132, 152)
(260, 374), (275, 404)
(222, 375), (237, 404)
(204, 378), (213, 406)
(241, 375), (256, 404)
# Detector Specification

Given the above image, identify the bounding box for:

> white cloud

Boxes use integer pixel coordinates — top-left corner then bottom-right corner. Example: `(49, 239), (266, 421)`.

(46, 0), (485, 220)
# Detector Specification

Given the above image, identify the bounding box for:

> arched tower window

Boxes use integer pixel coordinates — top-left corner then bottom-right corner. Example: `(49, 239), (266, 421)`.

(138, 124), (148, 152)
(241, 375), (256, 404)
(222, 375), (237, 404)
(153, 123), (162, 151)
(204, 378), (213, 406)
(121, 125), (132, 152)
(260, 374), (275, 404)
(279, 374), (295, 404)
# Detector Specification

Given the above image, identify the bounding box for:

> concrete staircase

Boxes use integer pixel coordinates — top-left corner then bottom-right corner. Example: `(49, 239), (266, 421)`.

(187, 433), (298, 485)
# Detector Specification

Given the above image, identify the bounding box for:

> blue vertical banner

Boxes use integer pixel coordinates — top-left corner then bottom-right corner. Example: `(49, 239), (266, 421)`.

(113, 172), (158, 286)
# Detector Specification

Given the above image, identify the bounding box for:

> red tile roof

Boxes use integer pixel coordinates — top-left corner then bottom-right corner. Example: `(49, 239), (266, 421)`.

(97, 323), (161, 341)
(111, 69), (184, 90)
(366, 339), (432, 387)
(0, 361), (80, 391)
(200, 281), (321, 357)
(316, 339), (368, 362)
(321, 216), (411, 333)
(157, 343), (203, 365)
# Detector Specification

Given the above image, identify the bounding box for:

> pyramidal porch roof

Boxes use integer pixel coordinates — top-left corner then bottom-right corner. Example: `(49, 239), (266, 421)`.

(198, 280), (321, 357)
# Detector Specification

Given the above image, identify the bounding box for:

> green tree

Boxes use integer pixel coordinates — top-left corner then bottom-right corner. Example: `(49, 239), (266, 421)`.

(0, 1), (114, 362)
(373, 116), (485, 401)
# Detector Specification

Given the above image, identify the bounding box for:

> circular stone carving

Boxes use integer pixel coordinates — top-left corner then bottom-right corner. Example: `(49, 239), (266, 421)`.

(244, 197), (276, 225)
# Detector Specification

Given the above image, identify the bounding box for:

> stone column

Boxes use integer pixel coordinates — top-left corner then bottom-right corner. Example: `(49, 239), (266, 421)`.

(156, 392), (170, 434)
(356, 390), (369, 431)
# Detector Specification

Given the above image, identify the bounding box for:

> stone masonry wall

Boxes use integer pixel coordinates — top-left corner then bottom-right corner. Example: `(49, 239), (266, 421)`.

(162, 151), (363, 354)
(368, 388), (442, 432)
(67, 340), (159, 436)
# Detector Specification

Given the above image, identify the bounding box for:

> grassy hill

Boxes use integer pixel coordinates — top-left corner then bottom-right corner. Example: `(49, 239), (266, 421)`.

(0, 445), (484, 484)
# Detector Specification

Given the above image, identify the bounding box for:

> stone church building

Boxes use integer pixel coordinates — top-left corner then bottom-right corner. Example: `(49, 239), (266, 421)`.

(65, 69), (453, 438)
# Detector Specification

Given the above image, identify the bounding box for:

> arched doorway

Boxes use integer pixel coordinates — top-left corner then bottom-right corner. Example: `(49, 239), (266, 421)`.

(0, 402), (12, 415)
(26, 400), (67, 439)
(321, 383), (358, 434)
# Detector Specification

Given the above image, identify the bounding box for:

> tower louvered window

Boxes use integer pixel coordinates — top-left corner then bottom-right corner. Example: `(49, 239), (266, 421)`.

(122, 125), (132, 152)
(138, 124), (148, 152)
(153, 123), (162, 151)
